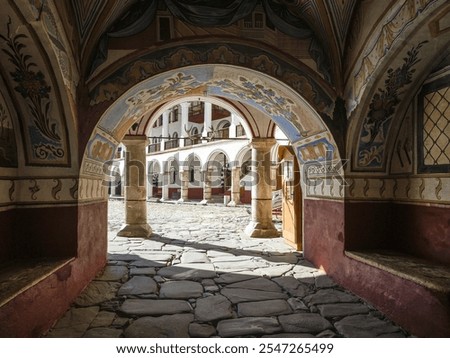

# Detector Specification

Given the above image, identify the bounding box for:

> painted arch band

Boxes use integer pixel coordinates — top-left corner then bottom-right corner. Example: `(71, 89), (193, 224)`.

(83, 65), (343, 193)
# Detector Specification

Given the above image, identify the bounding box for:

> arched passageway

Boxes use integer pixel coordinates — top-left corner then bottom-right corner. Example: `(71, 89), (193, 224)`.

(81, 64), (342, 241)
(39, 63), (354, 338)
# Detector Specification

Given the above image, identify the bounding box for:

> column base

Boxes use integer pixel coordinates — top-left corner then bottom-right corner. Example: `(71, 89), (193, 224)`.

(244, 221), (279, 238)
(177, 198), (189, 203)
(227, 200), (240, 207)
(117, 223), (152, 238)
(199, 199), (210, 205)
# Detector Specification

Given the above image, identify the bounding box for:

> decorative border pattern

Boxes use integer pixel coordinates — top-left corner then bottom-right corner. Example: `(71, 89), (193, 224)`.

(344, 176), (450, 204)
(303, 175), (450, 204)
(0, 176), (106, 207)
(296, 137), (335, 164)
(78, 177), (107, 201)
(0, 177), (76, 206)
(82, 128), (119, 179)
(89, 42), (335, 120)
(303, 177), (345, 200)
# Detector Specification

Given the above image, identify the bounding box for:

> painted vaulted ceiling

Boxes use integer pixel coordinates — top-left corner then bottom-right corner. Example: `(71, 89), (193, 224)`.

(64, 0), (357, 87)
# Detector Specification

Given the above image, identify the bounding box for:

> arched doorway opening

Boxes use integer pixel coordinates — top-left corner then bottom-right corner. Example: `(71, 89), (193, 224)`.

(206, 150), (230, 200)
(80, 63), (343, 248)
(186, 153), (202, 200)
(147, 160), (161, 199)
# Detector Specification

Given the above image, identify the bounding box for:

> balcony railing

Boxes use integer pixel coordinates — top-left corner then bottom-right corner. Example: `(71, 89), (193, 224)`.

(148, 143), (161, 153)
(211, 127), (229, 141)
(185, 135), (201, 146)
(164, 138), (180, 150)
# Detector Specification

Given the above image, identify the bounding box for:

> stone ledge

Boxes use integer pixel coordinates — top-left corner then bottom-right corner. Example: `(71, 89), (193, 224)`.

(345, 250), (450, 293)
(0, 257), (74, 308)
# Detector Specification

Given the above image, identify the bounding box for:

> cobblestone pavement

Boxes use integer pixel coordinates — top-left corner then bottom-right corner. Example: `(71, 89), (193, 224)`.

(46, 200), (409, 338)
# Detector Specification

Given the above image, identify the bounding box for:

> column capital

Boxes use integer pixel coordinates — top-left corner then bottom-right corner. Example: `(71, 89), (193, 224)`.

(179, 167), (189, 174)
(122, 135), (149, 147)
(180, 102), (190, 110)
(250, 138), (276, 150)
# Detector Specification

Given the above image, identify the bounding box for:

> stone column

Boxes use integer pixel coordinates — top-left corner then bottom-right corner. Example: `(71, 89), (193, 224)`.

(180, 103), (189, 148)
(160, 170), (170, 201)
(200, 169), (212, 205)
(178, 168), (189, 202)
(202, 102), (212, 141)
(227, 166), (241, 207)
(117, 135), (152, 238)
(230, 113), (238, 138)
(161, 111), (169, 150)
(245, 138), (278, 238)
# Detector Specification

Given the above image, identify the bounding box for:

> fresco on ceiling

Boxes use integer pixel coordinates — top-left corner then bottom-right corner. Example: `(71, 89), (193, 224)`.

(357, 41), (426, 170)
(88, 0), (331, 81)
(71, 0), (108, 41)
(0, 16), (70, 166)
(28, 0), (79, 98)
(207, 76), (303, 142)
(82, 129), (120, 179)
(325, 0), (357, 55)
(349, 0), (437, 113)
(390, 104), (414, 175)
(87, 133), (116, 162)
(89, 42), (334, 120)
(100, 69), (207, 135)
(0, 96), (18, 168)
(98, 66), (328, 146)
(296, 137), (335, 164)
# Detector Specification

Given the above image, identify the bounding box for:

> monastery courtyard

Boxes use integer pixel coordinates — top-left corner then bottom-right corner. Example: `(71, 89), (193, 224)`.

(46, 200), (409, 338)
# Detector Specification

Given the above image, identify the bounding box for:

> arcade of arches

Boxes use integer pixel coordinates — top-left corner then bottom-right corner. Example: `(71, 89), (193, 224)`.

(0, 0), (449, 337)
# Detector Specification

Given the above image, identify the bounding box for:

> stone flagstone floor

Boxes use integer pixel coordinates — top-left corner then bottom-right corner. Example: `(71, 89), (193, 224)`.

(45, 200), (409, 338)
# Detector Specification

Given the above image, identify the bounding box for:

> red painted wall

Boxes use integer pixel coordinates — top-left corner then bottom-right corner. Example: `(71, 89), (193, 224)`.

(344, 201), (393, 251)
(211, 187), (224, 195)
(391, 203), (450, 265)
(168, 188), (180, 199)
(0, 201), (107, 337)
(344, 201), (450, 265)
(303, 198), (450, 337)
(188, 188), (203, 200)
(152, 187), (162, 198)
(240, 189), (251, 204)
(1, 205), (79, 261)
(14, 206), (78, 259)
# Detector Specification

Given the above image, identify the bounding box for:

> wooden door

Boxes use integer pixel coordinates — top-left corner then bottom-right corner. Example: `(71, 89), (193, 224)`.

(279, 147), (302, 250)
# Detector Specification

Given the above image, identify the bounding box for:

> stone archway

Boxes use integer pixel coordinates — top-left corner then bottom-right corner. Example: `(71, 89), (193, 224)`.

(79, 63), (344, 255)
